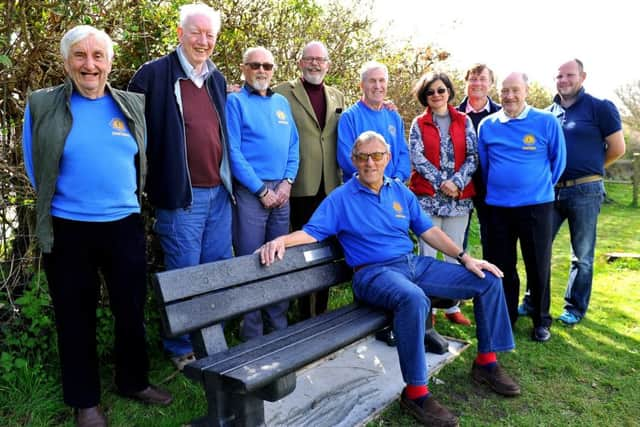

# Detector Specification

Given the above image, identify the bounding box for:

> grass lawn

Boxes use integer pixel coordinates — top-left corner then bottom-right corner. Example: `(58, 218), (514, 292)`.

(1, 183), (638, 426)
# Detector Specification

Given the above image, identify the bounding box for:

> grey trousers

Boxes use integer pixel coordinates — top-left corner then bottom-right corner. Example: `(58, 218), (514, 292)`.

(233, 181), (290, 340)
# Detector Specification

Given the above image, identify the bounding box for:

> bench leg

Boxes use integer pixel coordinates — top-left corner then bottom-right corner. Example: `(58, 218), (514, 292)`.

(195, 375), (266, 427)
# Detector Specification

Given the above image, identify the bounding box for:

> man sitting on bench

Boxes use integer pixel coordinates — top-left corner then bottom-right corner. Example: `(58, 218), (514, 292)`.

(258, 130), (520, 427)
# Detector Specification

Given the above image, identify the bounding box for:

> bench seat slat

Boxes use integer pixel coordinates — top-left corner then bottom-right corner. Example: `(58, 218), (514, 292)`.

(183, 303), (378, 381)
(164, 262), (352, 337)
(202, 305), (389, 392)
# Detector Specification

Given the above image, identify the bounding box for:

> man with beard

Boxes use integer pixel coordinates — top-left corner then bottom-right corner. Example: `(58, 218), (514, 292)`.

(226, 46), (300, 340)
(274, 41), (345, 319)
(519, 59), (625, 324)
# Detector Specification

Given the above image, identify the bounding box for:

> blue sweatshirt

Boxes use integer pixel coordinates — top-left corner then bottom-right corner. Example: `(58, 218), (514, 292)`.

(226, 86), (299, 194)
(478, 106), (566, 207)
(337, 100), (411, 182)
(23, 92), (140, 220)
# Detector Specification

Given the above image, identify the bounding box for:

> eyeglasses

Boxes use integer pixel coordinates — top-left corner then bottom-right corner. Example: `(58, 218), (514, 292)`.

(244, 62), (274, 71)
(354, 151), (387, 162)
(425, 87), (447, 97)
(301, 56), (329, 63)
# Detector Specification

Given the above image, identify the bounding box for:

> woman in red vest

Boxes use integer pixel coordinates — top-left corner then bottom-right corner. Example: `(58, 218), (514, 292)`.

(408, 71), (478, 326)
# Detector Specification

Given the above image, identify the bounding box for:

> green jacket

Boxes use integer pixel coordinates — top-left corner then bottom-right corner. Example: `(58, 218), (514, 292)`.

(274, 78), (345, 197)
(27, 78), (147, 253)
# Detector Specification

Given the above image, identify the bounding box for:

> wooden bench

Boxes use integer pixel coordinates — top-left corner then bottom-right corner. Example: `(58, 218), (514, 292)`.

(152, 239), (450, 427)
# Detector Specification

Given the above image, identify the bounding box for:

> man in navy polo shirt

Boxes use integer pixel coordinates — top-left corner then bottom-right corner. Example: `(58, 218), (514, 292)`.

(259, 131), (519, 427)
(522, 59), (625, 325)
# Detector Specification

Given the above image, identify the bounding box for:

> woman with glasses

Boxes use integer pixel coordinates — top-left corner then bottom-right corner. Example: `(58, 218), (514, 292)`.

(408, 71), (479, 326)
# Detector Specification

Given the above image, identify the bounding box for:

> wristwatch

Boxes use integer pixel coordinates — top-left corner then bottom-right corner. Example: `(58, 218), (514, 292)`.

(284, 178), (295, 185)
(455, 250), (466, 265)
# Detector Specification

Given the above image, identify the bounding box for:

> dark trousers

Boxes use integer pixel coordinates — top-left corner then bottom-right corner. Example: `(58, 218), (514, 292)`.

(485, 203), (553, 328)
(43, 214), (149, 408)
(234, 182), (290, 340)
(290, 187), (329, 319)
(463, 196), (490, 256)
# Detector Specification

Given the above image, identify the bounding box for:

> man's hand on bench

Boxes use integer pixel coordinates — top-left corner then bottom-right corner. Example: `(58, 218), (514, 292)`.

(258, 230), (319, 266)
(258, 236), (287, 265)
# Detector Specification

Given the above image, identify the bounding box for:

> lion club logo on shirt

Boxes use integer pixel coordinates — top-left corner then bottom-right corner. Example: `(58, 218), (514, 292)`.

(522, 134), (536, 151)
(388, 124), (396, 136)
(110, 118), (130, 137)
(393, 201), (406, 218)
(276, 110), (289, 125)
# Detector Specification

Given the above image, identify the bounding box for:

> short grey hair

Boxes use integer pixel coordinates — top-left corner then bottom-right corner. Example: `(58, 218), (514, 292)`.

(301, 41), (329, 60)
(351, 131), (391, 156)
(359, 61), (388, 82)
(179, 3), (221, 34)
(60, 25), (114, 61)
(242, 46), (274, 65)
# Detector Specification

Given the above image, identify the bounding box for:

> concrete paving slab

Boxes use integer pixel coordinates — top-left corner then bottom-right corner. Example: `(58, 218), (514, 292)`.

(264, 334), (469, 427)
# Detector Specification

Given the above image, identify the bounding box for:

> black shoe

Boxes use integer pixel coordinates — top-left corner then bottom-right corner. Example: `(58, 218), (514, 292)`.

(375, 326), (396, 346)
(532, 326), (551, 342)
(424, 328), (449, 354)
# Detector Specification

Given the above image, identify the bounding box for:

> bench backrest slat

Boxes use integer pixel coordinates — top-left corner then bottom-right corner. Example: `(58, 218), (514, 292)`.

(152, 240), (353, 338)
(164, 261), (352, 337)
(153, 240), (344, 303)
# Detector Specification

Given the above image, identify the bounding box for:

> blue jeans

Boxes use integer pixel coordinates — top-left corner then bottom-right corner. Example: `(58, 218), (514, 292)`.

(233, 181), (291, 340)
(353, 254), (514, 386)
(155, 186), (233, 356)
(552, 181), (604, 318)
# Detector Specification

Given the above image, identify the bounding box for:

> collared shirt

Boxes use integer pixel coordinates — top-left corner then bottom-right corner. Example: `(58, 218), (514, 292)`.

(495, 104), (531, 123)
(176, 45), (211, 88)
(465, 98), (491, 114)
(303, 176), (432, 267)
(243, 82), (274, 97)
(478, 106), (566, 207)
(548, 88), (622, 180)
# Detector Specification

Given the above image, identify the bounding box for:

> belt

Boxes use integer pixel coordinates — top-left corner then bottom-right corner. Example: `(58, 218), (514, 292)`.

(555, 174), (602, 189)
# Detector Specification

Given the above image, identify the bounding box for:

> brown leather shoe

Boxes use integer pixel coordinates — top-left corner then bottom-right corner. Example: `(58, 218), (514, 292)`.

(471, 362), (521, 396)
(75, 405), (107, 427)
(399, 389), (459, 426)
(122, 384), (173, 406)
(445, 311), (472, 326)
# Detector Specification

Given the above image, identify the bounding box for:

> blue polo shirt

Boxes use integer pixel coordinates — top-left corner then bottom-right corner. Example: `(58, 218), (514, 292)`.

(478, 106), (566, 207)
(303, 176), (432, 267)
(548, 88), (622, 180)
(337, 100), (411, 182)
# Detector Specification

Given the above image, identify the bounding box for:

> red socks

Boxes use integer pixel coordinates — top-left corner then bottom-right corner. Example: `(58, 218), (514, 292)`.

(475, 352), (497, 366)
(406, 384), (429, 400)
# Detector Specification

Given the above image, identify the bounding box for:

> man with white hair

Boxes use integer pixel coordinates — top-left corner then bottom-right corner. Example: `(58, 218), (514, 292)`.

(129, 3), (234, 370)
(337, 61), (410, 183)
(25, 24), (172, 427)
(226, 46), (299, 340)
(259, 131), (520, 427)
(274, 41), (345, 319)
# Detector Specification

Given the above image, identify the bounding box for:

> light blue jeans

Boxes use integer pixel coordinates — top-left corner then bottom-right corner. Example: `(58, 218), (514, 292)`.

(154, 186), (233, 356)
(352, 254), (514, 386)
(552, 181), (605, 318)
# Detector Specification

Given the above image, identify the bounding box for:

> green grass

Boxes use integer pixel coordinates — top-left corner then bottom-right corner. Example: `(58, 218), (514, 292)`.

(1, 183), (637, 426)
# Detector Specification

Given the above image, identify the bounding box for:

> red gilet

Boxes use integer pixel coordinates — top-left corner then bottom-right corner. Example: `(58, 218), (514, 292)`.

(409, 105), (475, 199)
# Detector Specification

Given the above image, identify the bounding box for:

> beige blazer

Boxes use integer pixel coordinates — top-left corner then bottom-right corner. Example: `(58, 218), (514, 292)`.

(274, 78), (345, 197)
